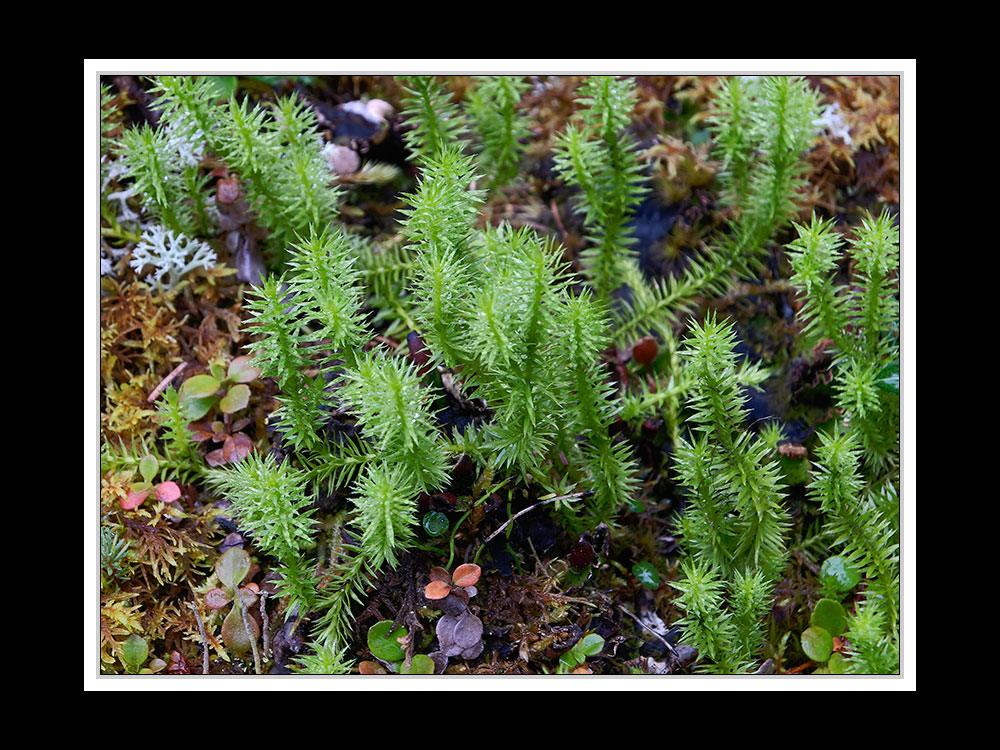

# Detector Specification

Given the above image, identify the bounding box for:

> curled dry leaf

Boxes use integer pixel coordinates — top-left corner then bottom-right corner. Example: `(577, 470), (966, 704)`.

(427, 651), (449, 674)
(778, 442), (808, 460)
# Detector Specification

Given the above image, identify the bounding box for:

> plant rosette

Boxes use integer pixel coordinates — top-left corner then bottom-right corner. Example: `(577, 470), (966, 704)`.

(204, 547), (261, 654)
(424, 563), (482, 614)
(179, 356), (260, 422)
(423, 564), (486, 664)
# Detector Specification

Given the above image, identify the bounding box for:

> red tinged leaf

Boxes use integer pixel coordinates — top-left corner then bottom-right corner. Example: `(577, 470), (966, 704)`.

(407, 331), (432, 375)
(358, 660), (387, 675)
(188, 421), (215, 443)
(120, 488), (150, 510)
(569, 539), (595, 569)
(452, 563), (481, 588)
(224, 433), (254, 464)
(217, 176), (240, 205)
(429, 566), (452, 584)
(205, 588), (231, 610)
(155, 481), (182, 503)
(424, 581), (452, 600)
(205, 448), (224, 467)
(227, 356), (260, 384)
(631, 336), (659, 365)
(167, 651), (191, 675)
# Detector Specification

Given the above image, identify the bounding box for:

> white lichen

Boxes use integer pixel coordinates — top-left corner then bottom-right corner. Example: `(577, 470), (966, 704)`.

(129, 225), (217, 289)
(814, 102), (853, 146)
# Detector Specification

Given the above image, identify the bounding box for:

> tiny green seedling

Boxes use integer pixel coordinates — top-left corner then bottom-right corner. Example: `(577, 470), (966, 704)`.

(801, 598), (848, 674)
(179, 356), (259, 421)
(632, 562), (660, 590)
(557, 633), (605, 674)
(364, 621), (434, 674)
(120, 634), (149, 674)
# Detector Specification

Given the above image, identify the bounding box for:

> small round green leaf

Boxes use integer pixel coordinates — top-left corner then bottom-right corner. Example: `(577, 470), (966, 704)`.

(215, 547), (251, 590)
(180, 374), (221, 400)
(875, 362), (899, 395)
(219, 384), (251, 414)
(632, 562), (660, 590)
(422, 511), (449, 537)
(121, 634), (149, 669)
(801, 626), (834, 663)
(138, 454), (159, 484)
(575, 633), (605, 658)
(367, 620), (407, 662)
(820, 556), (861, 594)
(558, 652), (581, 672)
(399, 654), (435, 674)
(182, 395), (217, 421)
(828, 652), (846, 674)
(811, 598), (848, 637)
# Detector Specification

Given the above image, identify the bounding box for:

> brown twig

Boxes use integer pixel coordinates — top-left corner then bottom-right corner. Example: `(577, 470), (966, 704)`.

(550, 198), (568, 239)
(259, 593), (271, 661)
(785, 659), (815, 675)
(236, 591), (262, 675)
(147, 361), (188, 403)
(615, 602), (678, 656)
(189, 600), (210, 675)
(481, 491), (592, 546)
